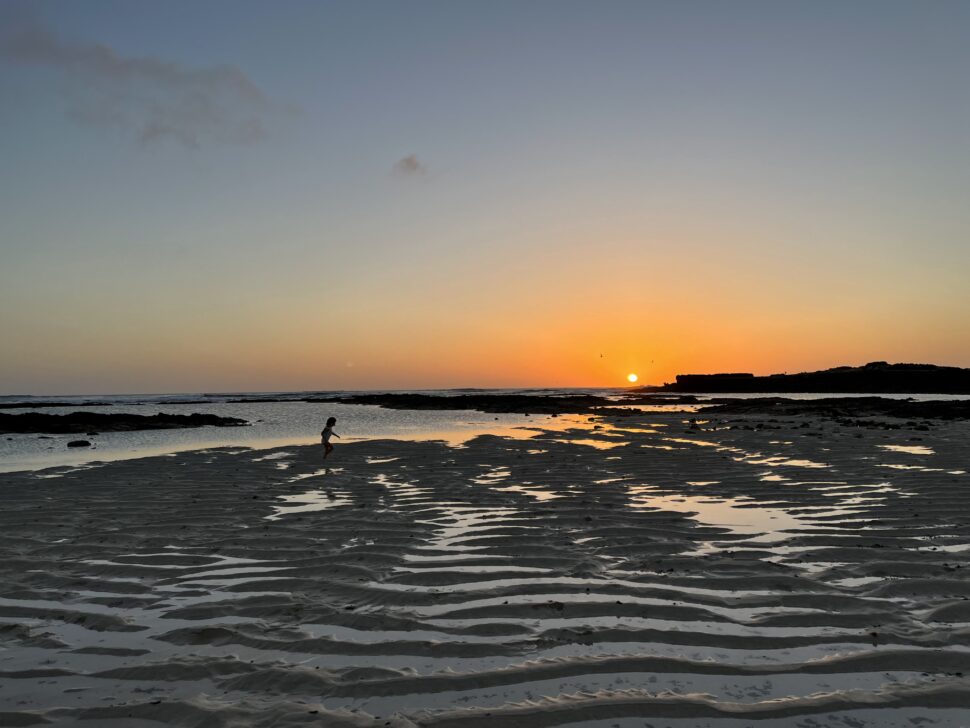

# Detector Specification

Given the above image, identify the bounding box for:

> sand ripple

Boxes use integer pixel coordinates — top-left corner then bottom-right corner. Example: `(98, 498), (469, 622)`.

(1, 415), (969, 725)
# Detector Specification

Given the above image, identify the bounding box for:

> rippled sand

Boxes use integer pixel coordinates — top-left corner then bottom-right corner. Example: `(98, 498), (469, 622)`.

(2, 413), (970, 726)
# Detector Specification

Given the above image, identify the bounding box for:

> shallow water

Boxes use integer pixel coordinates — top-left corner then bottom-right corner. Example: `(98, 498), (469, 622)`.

(0, 401), (593, 472)
(5, 388), (969, 473)
(2, 407), (970, 726)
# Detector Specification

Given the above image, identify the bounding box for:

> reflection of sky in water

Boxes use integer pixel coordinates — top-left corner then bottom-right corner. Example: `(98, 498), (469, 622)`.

(251, 451), (293, 461)
(1, 402), (594, 472)
(742, 456), (831, 469)
(554, 439), (628, 450)
(493, 484), (563, 501)
(286, 466), (343, 482)
(626, 485), (806, 537)
(878, 444), (935, 456)
(471, 467), (511, 484)
(11, 392), (964, 583)
(416, 505), (526, 554)
(266, 489), (352, 520)
(620, 471), (918, 559)
(471, 467), (569, 500)
(879, 463), (947, 472)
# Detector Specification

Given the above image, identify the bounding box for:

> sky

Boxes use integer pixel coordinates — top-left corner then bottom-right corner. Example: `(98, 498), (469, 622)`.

(2, 0), (969, 395)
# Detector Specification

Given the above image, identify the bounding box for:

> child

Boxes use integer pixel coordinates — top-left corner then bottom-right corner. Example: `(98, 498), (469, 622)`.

(321, 416), (340, 459)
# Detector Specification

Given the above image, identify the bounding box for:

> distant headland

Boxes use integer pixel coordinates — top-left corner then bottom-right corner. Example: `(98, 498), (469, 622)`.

(640, 361), (970, 394)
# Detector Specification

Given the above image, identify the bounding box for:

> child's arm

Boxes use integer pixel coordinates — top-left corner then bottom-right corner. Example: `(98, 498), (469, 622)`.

(333, 432), (341, 438)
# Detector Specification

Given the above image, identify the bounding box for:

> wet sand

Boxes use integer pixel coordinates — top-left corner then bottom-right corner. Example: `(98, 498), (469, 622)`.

(1, 412), (969, 726)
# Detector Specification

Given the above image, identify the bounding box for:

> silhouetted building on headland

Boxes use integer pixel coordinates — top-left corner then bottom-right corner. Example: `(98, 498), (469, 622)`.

(648, 362), (970, 394)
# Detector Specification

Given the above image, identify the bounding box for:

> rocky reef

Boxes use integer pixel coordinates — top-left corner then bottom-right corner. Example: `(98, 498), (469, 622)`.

(703, 396), (970, 419)
(0, 412), (249, 434)
(644, 362), (970, 394)
(323, 393), (612, 414)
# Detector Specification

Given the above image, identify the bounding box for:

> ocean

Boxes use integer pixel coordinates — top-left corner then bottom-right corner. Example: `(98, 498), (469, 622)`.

(3, 388), (968, 473)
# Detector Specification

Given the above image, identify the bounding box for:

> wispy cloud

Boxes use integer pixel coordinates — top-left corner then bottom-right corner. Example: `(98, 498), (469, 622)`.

(393, 154), (428, 177)
(1, 21), (279, 148)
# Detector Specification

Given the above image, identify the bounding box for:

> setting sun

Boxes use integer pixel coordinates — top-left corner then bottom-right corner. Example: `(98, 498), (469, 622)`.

(627, 373), (638, 383)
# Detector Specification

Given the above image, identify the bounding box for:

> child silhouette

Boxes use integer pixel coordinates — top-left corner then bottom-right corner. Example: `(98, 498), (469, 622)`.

(321, 416), (340, 459)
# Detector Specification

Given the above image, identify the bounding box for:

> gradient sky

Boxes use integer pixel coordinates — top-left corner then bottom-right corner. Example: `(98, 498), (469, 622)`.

(2, 0), (969, 394)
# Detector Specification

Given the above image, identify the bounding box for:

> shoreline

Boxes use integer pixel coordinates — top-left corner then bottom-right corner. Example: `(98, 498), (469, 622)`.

(5, 392), (970, 476)
(2, 411), (969, 725)
(0, 404), (580, 475)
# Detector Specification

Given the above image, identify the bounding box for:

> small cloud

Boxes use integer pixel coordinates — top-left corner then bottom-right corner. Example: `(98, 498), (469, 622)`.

(393, 154), (427, 177)
(0, 17), (282, 148)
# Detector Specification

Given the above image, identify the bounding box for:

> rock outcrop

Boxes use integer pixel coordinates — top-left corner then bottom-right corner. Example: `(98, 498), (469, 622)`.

(0, 412), (248, 434)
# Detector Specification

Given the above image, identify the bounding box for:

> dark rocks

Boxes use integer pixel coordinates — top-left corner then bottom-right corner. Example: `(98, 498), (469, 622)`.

(703, 397), (970, 420)
(645, 362), (970, 394)
(0, 401), (114, 409)
(0, 412), (249, 435)
(320, 393), (631, 416)
(67, 440), (91, 448)
(620, 394), (702, 404)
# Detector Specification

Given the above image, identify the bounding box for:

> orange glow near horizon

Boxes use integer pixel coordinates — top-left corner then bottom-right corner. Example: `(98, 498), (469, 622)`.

(3, 5), (970, 398)
(3, 224), (969, 395)
(5, 284), (969, 395)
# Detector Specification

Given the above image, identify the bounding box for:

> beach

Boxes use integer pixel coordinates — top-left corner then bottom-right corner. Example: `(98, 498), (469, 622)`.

(6, 1), (969, 724)
(2, 410), (970, 726)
